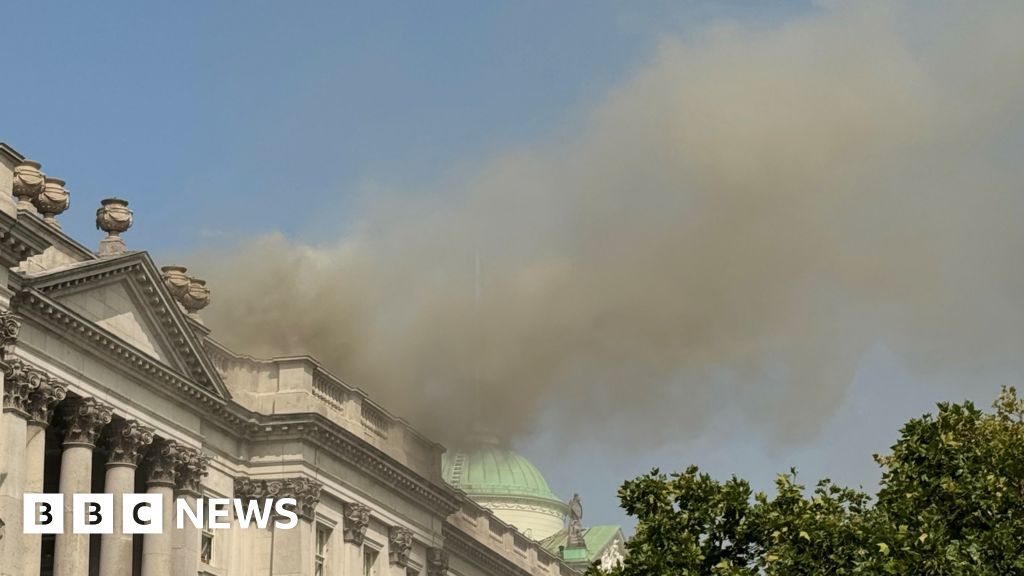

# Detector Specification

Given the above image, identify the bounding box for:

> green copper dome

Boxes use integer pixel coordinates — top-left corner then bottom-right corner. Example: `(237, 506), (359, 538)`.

(442, 435), (562, 503)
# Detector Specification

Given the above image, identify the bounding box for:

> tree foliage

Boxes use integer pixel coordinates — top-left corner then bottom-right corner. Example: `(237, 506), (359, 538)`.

(589, 388), (1024, 575)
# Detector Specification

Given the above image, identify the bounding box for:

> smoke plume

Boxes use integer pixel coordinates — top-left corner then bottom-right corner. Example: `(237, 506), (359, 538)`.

(194, 1), (1024, 447)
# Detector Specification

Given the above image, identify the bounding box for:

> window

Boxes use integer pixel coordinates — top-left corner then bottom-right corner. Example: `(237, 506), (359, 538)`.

(200, 531), (213, 564)
(363, 549), (378, 576)
(315, 525), (331, 576)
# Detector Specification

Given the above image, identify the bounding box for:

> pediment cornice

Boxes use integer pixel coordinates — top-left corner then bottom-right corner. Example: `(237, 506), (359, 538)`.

(18, 251), (229, 398)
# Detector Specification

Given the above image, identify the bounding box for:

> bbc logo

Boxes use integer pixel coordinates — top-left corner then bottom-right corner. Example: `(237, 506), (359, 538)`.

(24, 494), (163, 534)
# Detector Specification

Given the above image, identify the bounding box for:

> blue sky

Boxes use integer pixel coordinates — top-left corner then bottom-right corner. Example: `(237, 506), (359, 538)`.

(15, 0), (1019, 534)
(3, 1), (803, 249)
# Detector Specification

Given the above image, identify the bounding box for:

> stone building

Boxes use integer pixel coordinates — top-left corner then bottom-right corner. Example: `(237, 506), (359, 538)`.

(0, 142), (623, 576)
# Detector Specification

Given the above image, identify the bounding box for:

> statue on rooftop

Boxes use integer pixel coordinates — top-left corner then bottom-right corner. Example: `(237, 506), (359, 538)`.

(567, 492), (586, 548)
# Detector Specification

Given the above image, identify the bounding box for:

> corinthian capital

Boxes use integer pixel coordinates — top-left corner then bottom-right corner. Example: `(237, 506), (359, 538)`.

(234, 476), (322, 521)
(25, 376), (67, 426)
(2, 359), (47, 417)
(143, 438), (183, 487)
(0, 309), (21, 360)
(388, 526), (414, 566)
(105, 419), (155, 467)
(61, 397), (113, 447)
(342, 502), (371, 545)
(426, 547), (449, 576)
(176, 447), (209, 496)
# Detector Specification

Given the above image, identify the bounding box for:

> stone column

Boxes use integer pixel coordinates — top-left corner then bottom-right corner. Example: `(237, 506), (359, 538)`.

(0, 358), (44, 576)
(426, 547), (450, 576)
(141, 439), (182, 576)
(23, 375), (68, 576)
(98, 420), (154, 575)
(342, 502), (371, 576)
(387, 526), (414, 576)
(172, 447), (208, 576)
(266, 477), (322, 576)
(53, 397), (113, 576)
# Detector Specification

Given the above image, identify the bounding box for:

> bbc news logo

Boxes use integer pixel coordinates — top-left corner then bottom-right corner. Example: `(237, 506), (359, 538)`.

(24, 494), (299, 534)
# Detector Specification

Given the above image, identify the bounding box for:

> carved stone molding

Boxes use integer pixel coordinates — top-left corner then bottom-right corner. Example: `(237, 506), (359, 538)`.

(426, 547), (449, 576)
(234, 476), (322, 521)
(0, 309), (21, 360)
(388, 526), (414, 567)
(105, 419), (154, 467)
(144, 438), (183, 487)
(342, 502), (371, 545)
(176, 447), (209, 496)
(25, 377), (67, 426)
(60, 397), (113, 447)
(2, 358), (47, 417)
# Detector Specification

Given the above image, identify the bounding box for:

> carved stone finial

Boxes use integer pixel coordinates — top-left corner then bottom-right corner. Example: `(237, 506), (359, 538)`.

(105, 419), (154, 467)
(160, 266), (190, 300)
(235, 476), (322, 521)
(143, 438), (183, 487)
(342, 502), (371, 545)
(176, 447), (209, 496)
(426, 547), (449, 576)
(33, 177), (70, 228)
(13, 161), (45, 211)
(0, 310), (21, 361)
(61, 397), (113, 447)
(2, 359), (47, 417)
(181, 277), (210, 321)
(388, 526), (414, 566)
(25, 377), (67, 426)
(96, 198), (133, 256)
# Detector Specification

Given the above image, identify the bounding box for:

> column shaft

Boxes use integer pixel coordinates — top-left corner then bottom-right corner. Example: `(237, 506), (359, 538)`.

(98, 464), (136, 574)
(140, 485), (174, 576)
(53, 444), (93, 576)
(23, 423), (47, 576)
(53, 397), (112, 576)
(0, 412), (28, 576)
(172, 494), (199, 576)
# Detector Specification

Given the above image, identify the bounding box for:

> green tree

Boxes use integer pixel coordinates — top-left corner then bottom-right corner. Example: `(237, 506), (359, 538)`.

(589, 388), (1024, 576)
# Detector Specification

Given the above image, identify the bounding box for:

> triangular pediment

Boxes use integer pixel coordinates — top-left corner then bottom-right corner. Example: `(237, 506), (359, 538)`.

(59, 279), (175, 363)
(21, 252), (230, 398)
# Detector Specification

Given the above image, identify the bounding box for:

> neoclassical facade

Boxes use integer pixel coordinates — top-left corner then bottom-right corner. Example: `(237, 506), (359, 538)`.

(0, 142), (593, 576)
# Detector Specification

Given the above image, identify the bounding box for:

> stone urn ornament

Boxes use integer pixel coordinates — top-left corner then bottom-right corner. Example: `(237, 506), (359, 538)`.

(160, 266), (191, 300)
(33, 177), (70, 228)
(12, 160), (45, 210)
(181, 277), (210, 321)
(96, 198), (133, 256)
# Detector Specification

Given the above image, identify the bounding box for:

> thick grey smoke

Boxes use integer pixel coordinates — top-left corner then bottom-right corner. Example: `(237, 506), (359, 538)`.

(195, 1), (1024, 447)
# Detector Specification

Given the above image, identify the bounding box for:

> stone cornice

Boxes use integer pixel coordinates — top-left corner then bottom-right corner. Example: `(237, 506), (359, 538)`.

(442, 523), (536, 576)
(248, 412), (463, 517)
(0, 142), (25, 163)
(0, 210), (51, 269)
(13, 289), (229, 406)
(14, 208), (97, 262)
